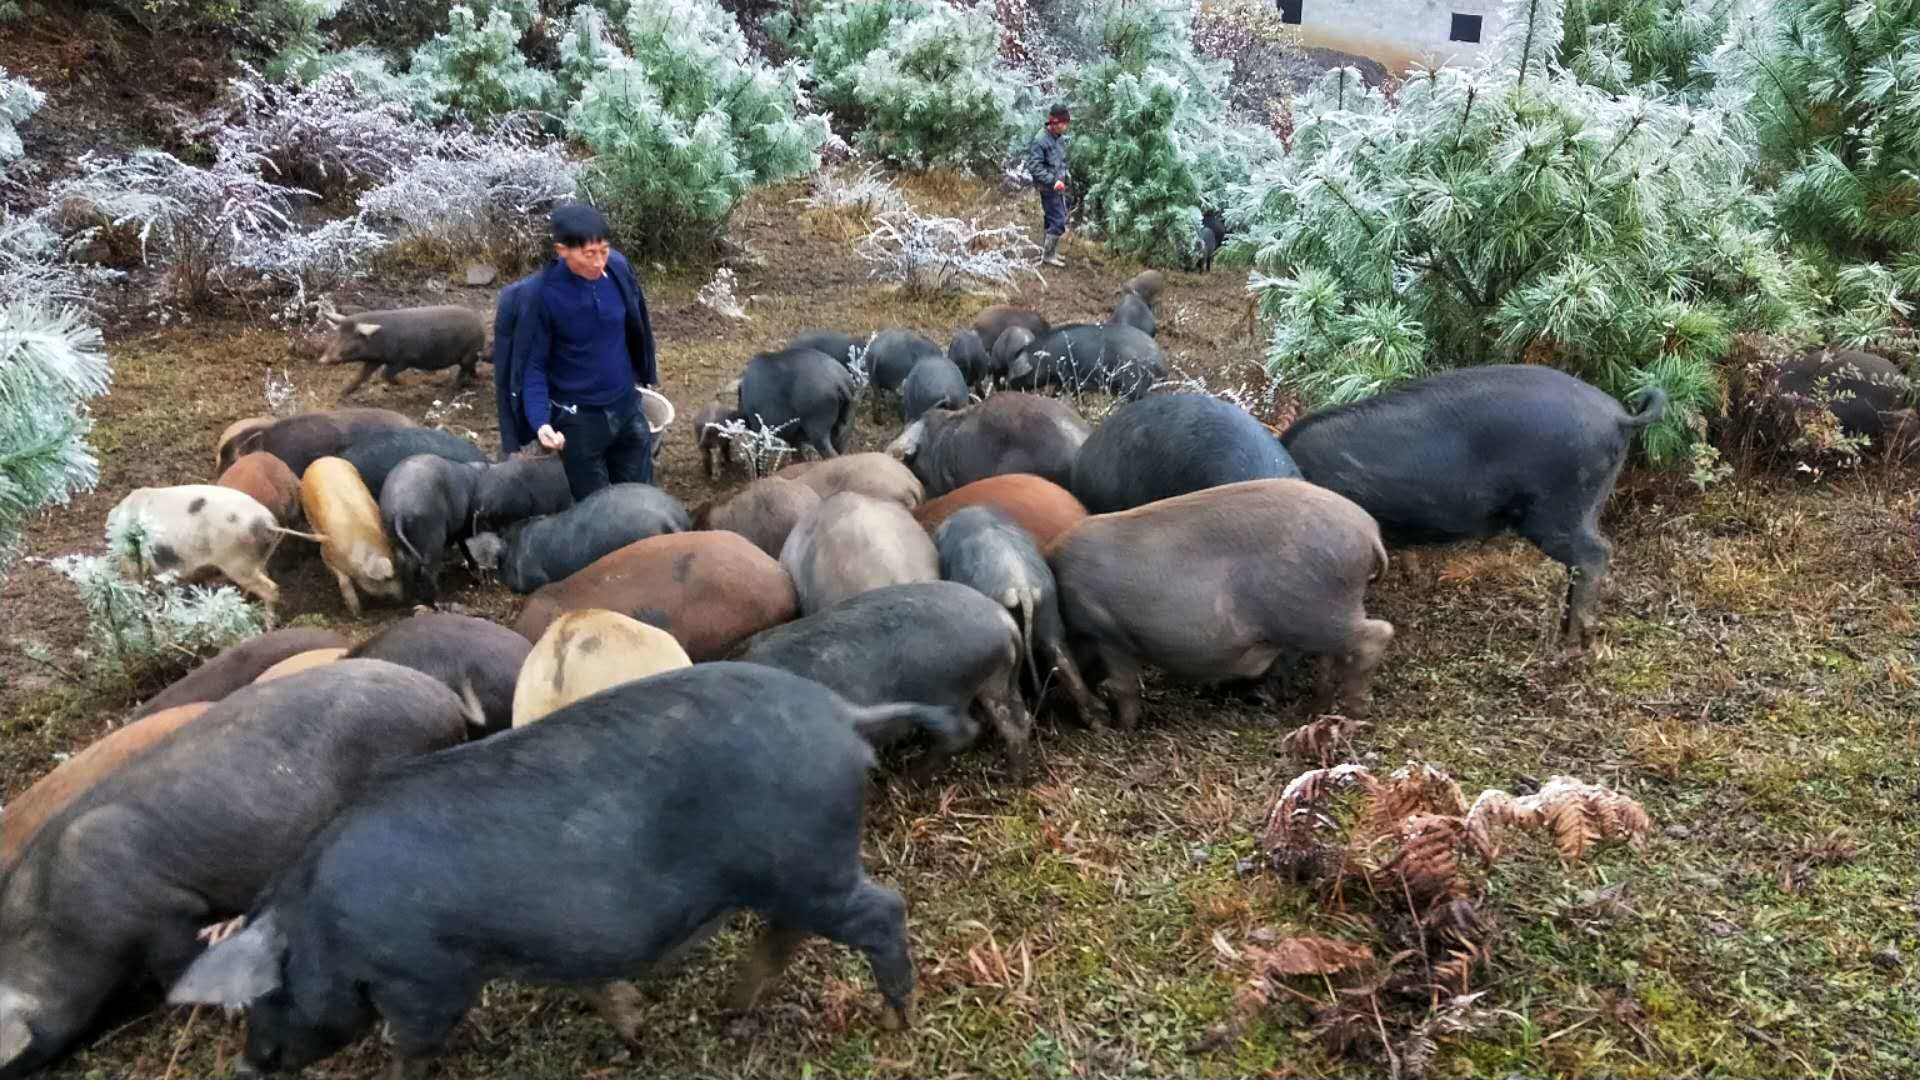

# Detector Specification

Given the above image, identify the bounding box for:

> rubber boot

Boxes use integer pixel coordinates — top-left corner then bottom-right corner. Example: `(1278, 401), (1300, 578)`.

(1042, 233), (1066, 268)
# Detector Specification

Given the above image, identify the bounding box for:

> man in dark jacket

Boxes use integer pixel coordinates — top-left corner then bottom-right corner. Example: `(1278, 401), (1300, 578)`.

(1027, 102), (1071, 268)
(491, 275), (536, 458)
(495, 203), (659, 497)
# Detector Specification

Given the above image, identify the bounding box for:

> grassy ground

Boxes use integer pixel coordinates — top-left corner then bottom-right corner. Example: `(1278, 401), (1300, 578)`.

(3, 173), (1917, 1080)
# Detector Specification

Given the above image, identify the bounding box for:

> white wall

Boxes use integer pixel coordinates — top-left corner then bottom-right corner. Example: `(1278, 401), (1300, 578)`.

(1284, 0), (1506, 74)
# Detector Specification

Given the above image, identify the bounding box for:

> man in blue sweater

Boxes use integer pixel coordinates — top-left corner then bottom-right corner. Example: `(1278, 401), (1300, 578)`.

(496, 203), (659, 497)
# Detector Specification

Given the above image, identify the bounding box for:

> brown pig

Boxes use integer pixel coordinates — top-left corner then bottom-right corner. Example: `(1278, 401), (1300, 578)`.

(217, 407), (417, 477)
(913, 473), (1088, 547)
(692, 477), (821, 558)
(1047, 478), (1394, 729)
(129, 627), (349, 719)
(252, 647), (346, 684)
(299, 456), (403, 616)
(512, 609), (692, 727)
(214, 417), (274, 476)
(773, 451), (924, 509)
(780, 491), (938, 615)
(514, 531), (797, 661)
(216, 451), (301, 526)
(0, 703), (213, 872)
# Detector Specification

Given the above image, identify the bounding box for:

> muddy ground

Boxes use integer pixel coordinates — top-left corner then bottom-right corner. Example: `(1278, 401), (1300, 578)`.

(3, 169), (1918, 1079)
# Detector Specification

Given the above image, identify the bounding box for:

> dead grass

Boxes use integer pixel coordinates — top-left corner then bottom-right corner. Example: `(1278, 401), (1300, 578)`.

(3, 175), (1919, 1080)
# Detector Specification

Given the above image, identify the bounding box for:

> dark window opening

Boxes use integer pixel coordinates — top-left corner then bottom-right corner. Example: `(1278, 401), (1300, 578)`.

(1450, 12), (1482, 42)
(1277, 0), (1302, 24)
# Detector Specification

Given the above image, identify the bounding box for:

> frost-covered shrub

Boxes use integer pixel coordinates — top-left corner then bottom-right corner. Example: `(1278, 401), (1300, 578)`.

(196, 65), (425, 197)
(359, 119), (580, 268)
(280, 46), (440, 118)
(1, 65), (44, 167)
(48, 148), (386, 304)
(0, 212), (126, 308)
(789, 0), (1019, 170)
(0, 302), (112, 579)
(408, 3), (558, 121)
(855, 208), (1042, 295)
(1062, 0), (1276, 264)
(254, 0), (348, 80)
(800, 163), (908, 217)
(697, 266), (750, 318)
(48, 551), (267, 682)
(851, 2), (1021, 169)
(1717, 0), (1920, 298)
(1231, 0), (1815, 463)
(1558, 0), (1733, 98)
(569, 0), (827, 252)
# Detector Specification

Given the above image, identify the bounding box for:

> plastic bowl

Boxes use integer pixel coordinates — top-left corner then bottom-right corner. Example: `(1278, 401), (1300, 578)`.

(639, 386), (675, 434)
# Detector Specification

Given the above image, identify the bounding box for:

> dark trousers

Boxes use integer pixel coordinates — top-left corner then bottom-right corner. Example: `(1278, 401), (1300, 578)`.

(1039, 187), (1067, 237)
(550, 393), (653, 499)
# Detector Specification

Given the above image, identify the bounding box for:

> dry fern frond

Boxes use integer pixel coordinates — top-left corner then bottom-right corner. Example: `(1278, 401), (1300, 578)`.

(1372, 814), (1471, 904)
(1463, 777), (1651, 863)
(1260, 762), (1378, 853)
(1363, 763), (1469, 841)
(1249, 935), (1376, 977)
(1464, 788), (1530, 862)
(1281, 715), (1374, 766)
(1502, 776), (1653, 862)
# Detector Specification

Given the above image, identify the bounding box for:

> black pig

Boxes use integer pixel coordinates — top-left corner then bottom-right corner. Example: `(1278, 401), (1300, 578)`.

(342, 428), (489, 501)
(380, 454), (485, 605)
(1281, 364), (1666, 648)
(0, 662), (470, 1079)
(901, 355), (970, 424)
(320, 305), (487, 399)
(167, 664), (976, 1078)
(738, 347), (856, 459)
(932, 508), (1101, 725)
(737, 583), (1029, 775)
(344, 612), (529, 736)
(1071, 393), (1299, 513)
(466, 482), (690, 594)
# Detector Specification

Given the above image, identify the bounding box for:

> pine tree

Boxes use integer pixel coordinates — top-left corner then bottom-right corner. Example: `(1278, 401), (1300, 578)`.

(1558, 0), (1735, 97)
(568, 0), (827, 251)
(407, 2), (557, 120)
(0, 303), (113, 579)
(1720, 0), (1920, 297)
(1063, 0), (1277, 265)
(1232, 0), (1816, 462)
(785, 0), (1019, 171)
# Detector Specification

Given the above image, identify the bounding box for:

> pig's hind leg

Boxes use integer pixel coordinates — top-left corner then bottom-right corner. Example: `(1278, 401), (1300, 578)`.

(1522, 508), (1613, 651)
(737, 878), (915, 1030)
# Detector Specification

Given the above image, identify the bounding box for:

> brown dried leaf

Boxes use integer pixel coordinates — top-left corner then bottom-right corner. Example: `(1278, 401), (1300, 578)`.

(1363, 764), (1468, 841)
(1280, 715), (1374, 766)
(1463, 788), (1528, 862)
(1513, 777), (1654, 862)
(1375, 814), (1471, 904)
(1249, 935), (1376, 977)
(1260, 763), (1378, 856)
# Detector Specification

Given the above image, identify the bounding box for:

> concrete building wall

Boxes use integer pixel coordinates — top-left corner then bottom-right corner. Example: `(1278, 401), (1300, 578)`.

(1280, 0), (1507, 74)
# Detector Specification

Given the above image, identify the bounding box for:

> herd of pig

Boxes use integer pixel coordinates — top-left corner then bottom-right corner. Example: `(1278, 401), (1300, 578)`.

(8, 268), (1915, 1079)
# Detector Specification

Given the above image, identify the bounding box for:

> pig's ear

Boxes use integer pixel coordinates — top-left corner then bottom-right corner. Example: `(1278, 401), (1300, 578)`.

(167, 912), (285, 1007)
(1, 986), (37, 1071)
(354, 322), (382, 338)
